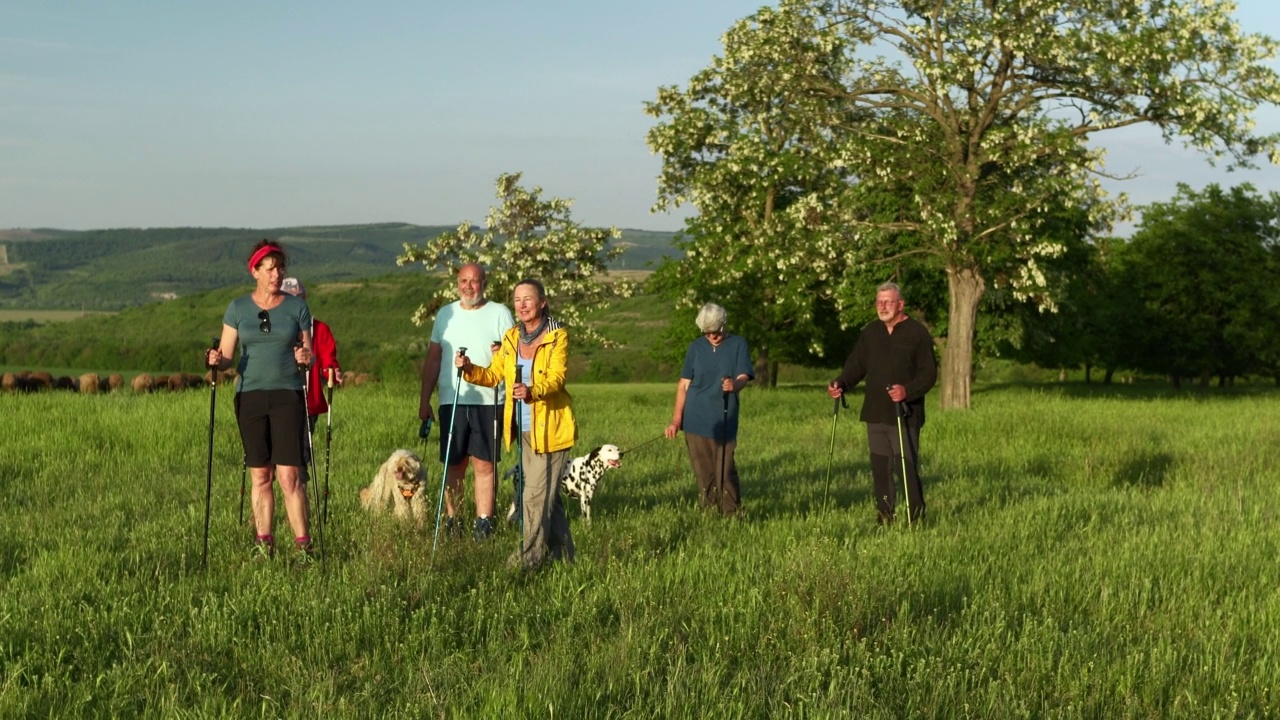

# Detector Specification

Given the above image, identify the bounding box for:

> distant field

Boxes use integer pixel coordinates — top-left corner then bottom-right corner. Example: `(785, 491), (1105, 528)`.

(0, 309), (116, 322)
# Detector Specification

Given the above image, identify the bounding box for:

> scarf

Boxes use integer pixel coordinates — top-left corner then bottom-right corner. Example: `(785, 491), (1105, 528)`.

(518, 316), (550, 345)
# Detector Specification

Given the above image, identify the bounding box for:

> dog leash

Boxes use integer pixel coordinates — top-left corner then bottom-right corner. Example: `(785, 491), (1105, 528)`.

(620, 434), (665, 457)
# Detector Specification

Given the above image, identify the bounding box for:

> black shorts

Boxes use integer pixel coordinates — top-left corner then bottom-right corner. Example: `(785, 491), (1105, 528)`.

(235, 389), (307, 468)
(437, 404), (500, 466)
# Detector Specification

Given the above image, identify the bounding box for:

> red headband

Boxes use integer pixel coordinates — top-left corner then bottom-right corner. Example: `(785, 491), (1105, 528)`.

(247, 245), (282, 274)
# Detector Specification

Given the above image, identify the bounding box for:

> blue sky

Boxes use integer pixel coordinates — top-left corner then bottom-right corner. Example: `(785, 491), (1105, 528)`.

(2, 0), (1277, 233)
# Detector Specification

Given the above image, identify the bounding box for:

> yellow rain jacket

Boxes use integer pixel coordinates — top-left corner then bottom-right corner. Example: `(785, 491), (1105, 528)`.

(463, 319), (577, 454)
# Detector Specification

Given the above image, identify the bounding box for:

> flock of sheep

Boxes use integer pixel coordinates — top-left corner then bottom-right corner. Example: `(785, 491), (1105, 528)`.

(1, 369), (218, 394)
(0, 369), (378, 394)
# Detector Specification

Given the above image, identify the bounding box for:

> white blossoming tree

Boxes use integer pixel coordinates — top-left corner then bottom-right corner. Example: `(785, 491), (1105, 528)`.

(396, 172), (634, 346)
(644, 5), (872, 385)
(648, 0), (1280, 409)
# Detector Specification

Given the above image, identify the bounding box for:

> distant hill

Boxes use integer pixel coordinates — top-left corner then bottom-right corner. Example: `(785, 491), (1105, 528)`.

(0, 223), (680, 310)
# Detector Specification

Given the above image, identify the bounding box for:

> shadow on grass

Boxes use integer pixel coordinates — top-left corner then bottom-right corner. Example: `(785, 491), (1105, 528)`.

(1113, 451), (1175, 489)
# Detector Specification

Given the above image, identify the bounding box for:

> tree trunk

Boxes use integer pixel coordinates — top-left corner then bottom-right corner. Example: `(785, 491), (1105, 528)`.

(770, 360), (779, 388)
(1084, 363), (1092, 384)
(1103, 367), (1113, 384)
(941, 265), (984, 410)
(753, 348), (771, 388)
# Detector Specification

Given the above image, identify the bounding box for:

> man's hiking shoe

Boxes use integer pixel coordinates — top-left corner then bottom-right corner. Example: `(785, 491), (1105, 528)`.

(443, 515), (463, 540)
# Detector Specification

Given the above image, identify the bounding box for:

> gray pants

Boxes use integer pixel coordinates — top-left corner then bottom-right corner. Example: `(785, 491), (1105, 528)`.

(510, 433), (575, 569)
(866, 417), (924, 522)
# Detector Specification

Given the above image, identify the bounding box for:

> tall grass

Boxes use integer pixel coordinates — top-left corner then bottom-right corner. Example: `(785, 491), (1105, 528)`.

(2, 382), (1278, 718)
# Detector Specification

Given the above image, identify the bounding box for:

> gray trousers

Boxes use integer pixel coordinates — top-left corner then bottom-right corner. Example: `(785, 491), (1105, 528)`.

(866, 417), (924, 522)
(510, 433), (575, 568)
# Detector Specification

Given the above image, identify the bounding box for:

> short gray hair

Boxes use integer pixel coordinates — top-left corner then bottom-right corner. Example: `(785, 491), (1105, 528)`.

(876, 282), (903, 300)
(695, 303), (727, 334)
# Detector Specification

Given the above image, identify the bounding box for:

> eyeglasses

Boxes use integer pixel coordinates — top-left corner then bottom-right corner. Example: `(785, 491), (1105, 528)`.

(704, 330), (724, 338)
(258, 310), (271, 334)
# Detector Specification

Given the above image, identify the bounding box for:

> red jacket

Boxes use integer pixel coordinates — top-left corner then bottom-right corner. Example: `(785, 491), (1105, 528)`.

(307, 319), (340, 416)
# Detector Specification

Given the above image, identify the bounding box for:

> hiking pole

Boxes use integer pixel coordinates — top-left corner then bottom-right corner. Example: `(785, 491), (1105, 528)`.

(238, 457), (247, 525)
(894, 398), (913, 526)
(432, 347), (467, 559)
(299, 347), (323, 561)
(323, 367), (335, 525)
(202, 337), (219, 570)
(513, 364), (525, 544)
(719, 376), (730, 510)
(491, 340), (502, 522)
(822, 394), (849, 510)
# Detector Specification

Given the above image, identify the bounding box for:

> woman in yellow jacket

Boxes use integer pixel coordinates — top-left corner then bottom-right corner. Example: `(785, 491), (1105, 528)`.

(456, 278), (576, 569)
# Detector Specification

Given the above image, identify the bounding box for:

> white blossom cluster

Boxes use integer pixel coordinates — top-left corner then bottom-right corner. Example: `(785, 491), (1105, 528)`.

(396, 173), (634, 347)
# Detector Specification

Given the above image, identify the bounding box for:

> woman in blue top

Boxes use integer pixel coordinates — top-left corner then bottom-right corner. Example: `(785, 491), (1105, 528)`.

(663, 303), (754, 515)
(206, 240), (314, 560)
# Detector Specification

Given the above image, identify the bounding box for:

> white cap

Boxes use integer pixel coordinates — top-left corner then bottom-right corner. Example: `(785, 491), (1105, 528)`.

(281, 277), (305, 297)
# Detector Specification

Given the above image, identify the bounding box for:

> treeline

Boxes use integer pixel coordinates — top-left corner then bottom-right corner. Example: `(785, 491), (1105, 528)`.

(999, 184), (1280, 388)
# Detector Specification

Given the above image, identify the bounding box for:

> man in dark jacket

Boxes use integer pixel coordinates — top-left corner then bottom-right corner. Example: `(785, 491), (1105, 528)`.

(827, 282), (937, 524)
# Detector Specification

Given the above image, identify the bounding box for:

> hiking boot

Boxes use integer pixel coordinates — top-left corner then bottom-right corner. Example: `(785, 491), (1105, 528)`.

(291, 535), (320, 565)
(443, 515), (463, 540)
(473, 515), (495, 541)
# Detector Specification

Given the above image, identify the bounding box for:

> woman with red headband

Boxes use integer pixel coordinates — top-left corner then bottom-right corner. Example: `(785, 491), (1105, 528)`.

(206, 240), (315, 561)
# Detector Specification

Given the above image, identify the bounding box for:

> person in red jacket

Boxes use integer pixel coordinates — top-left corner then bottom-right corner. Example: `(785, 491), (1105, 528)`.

(282, 278), (342, 481)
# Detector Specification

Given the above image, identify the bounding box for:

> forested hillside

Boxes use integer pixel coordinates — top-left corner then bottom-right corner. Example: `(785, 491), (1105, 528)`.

(0, 224), (678, 310)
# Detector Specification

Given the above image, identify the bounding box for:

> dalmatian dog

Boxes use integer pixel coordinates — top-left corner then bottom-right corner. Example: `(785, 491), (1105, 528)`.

(359, 449), (428, 525)
(504, 444), (623, 525)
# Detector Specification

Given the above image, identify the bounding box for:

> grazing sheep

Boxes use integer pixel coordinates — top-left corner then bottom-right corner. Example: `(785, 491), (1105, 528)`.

(54, 375), (77, 391)
(131, 373), (154, 393)
(153, 375), (171, 390)
(108, 374), (124, 392)
(28, 371), (53, 390)
(1, 372), (15, 392)
(79, 373), (101, 394)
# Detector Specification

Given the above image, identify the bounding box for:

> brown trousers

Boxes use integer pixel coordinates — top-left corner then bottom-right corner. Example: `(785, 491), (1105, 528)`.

(685, 433), (741, 515)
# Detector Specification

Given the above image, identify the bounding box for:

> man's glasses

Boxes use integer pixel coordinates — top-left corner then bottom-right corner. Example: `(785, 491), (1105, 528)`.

(258, 310), (271, 334)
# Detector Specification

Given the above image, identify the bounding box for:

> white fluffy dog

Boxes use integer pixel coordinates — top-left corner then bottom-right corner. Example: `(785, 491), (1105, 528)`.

(359, 449), (428, 524)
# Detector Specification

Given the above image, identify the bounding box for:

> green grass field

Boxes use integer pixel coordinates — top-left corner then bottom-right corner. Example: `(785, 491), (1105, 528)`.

(2, 381), (1278, 717)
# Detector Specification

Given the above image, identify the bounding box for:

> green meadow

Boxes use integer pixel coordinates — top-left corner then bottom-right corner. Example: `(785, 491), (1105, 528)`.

(2, 381), (1278, 718)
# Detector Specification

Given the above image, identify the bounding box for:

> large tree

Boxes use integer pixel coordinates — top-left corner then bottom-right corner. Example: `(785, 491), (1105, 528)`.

(649, 0), (1280, 408)
(397, 173), (633, 346)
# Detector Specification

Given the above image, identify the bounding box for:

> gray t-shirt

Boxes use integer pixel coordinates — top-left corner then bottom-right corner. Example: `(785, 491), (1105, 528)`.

(223, 294), (312, 393)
